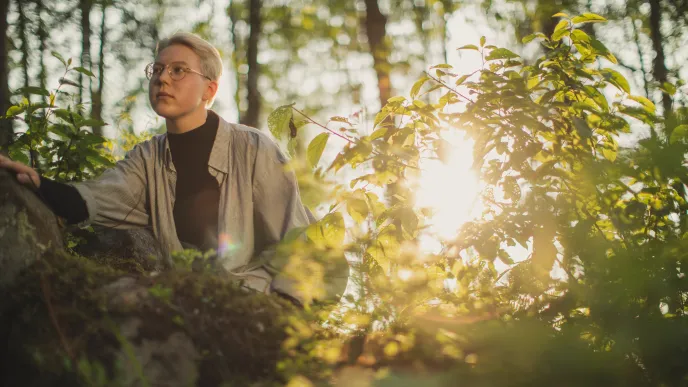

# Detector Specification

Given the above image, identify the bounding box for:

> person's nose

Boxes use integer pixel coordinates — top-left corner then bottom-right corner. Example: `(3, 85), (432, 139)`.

(156, 66), (172, 85)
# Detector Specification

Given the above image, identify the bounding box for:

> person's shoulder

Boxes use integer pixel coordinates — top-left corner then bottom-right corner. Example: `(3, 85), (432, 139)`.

(223, 120), (287, 164)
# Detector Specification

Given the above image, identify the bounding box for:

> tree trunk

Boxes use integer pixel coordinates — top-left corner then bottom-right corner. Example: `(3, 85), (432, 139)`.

(0, 0), (11, 150)
(37, 0), (48, 97)
(91, 1), (107, 136)
(79, 0), (92, 105)
(228, 0), (242, 123)
(17, 0), (29, 98)
(648, 0), (673, 124)
(363, 0), (391, 109)
(241, 0), (261, 128)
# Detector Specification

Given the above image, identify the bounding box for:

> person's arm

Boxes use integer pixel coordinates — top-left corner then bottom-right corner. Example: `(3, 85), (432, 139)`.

(38, 177), (89, 224)
(251, 138), (349, 305)
(69, 143), (150, 229)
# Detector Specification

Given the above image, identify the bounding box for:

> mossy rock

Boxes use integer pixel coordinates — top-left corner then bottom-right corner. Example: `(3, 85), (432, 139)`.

(0, 250), (299, 386)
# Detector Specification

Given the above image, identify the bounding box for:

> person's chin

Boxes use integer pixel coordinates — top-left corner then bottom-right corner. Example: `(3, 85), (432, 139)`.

(152, 102), (179, 118)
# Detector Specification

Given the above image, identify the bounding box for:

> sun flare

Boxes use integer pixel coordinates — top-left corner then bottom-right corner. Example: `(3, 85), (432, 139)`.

(414, 130), (483, 245)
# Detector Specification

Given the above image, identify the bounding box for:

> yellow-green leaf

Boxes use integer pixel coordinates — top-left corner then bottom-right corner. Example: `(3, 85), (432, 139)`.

(306, 212), (345, 248)
(670, 124), (688, 144)
(307, 132), (329, 168)
(410, 75), (430, 99)
(485, 48), (519, 61)
(571, 13), (607, 24)
(552, 20), (570, 40)
(628, 95), (656, 113)
(601, 68), (630, 93)
(552, 12), (569, 18)
(458, 44), (479, 51)
(267, 104), (294, 140)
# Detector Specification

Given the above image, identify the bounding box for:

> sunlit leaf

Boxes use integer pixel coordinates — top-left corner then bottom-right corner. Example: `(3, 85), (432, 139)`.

(5, 105), (25, 118)
(628, 95), (656, 113)
(267, 104), (294, 140)
(571, 13), (607, 24)
(307, 132), (329, 168)
(410, 75), (430, 99)
(306, 212), (345, 248)
(601, 68), (630, 93)
(552, 20), (570, 41)
(486, 48), (519, 61)
(458, 44), (479, 51)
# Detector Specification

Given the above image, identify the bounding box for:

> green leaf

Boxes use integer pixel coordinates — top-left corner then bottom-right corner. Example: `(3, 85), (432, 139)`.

(267, 104), (294, 140)
(458, 44), (479, 51)
(570, 29), (591, 44)
(73, 67), (95, 77)
(307, 132), (329, 168)
(522, 33), (548, 43)
(16, 86), (50, 97)
(49, 125), (71, 139)
(590, 38), (617, 64)
(51, 51), (67, 66)
(670, 124), (688, 144)
(85, 152), (114, 168)
(410, 75), (430, 99)
(571, 13), (607, 24)
(455, 74), (470, 86)
(601, 147), (617, 162)
(552, 20), (570, 40)
(373, 110), (390, 128)
(5, 105), (26, 118)
(370, 127), (388, 140)
(79, 118), (107, 128)
(573, 117), (592, 138)
(306, 212), (345, 248)
(346, 195), (369, 223)
(661, 82), (677, 95)
(601, 68), (630, 93)
(485, 48), (519, 61)
(628, 95), (656, 113)
(480, 36), (486, 47)
(583, 85), (609, 111)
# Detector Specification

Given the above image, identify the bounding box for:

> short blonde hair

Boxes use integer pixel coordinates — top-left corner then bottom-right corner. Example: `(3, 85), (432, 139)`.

(156, 32), (223, 106)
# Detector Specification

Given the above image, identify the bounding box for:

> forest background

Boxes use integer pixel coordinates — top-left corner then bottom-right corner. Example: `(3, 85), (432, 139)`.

(2, 0), (688, 385)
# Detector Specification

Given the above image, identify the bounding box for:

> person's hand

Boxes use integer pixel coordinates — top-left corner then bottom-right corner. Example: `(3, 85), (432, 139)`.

(0, 154), (41, 189)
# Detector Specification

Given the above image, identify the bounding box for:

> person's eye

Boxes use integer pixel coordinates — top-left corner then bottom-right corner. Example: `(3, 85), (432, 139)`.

(171, 65), (186, 75)
(152, 65), (165, 74)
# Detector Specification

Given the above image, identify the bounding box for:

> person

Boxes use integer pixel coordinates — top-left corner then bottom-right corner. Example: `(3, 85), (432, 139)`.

(0, 32), (348, 306)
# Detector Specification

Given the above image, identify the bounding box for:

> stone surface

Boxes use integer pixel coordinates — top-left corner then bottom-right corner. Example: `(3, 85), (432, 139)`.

(0, 169), (62, 290)
(72, 226), (166, 272)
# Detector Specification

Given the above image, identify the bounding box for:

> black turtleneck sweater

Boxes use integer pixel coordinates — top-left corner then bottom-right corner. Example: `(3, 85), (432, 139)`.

(38, 111), (221, 252)
(167, 110), (220, 251)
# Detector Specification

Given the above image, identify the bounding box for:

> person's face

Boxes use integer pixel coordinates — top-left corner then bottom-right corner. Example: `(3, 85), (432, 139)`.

(148, 44), (215, 119)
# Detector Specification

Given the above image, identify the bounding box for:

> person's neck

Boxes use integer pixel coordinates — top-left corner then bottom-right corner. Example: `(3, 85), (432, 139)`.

(166, 108), (209, 134)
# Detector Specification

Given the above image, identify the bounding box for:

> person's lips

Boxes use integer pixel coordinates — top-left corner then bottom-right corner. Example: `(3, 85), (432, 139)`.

(157, 92), (173, 99)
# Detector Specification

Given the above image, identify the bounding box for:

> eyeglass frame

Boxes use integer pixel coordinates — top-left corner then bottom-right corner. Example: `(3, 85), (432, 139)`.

(145, 61), (212, 81)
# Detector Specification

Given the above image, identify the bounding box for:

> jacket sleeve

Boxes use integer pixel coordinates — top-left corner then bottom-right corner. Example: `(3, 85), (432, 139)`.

(251, 137), (349, 305)
(70, 143), (149, 229)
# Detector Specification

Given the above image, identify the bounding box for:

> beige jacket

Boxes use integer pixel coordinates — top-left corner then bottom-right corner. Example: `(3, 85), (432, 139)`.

(72, 112), (347, 303)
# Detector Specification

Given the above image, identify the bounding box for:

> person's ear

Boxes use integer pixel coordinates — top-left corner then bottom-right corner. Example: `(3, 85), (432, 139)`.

(203, 80), (219, 105)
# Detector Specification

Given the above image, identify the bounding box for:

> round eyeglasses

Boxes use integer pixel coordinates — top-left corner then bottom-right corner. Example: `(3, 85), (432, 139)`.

(145, 62), (212, 81)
